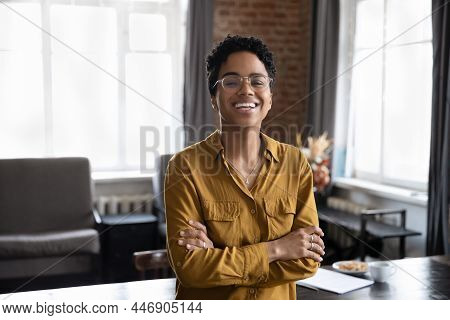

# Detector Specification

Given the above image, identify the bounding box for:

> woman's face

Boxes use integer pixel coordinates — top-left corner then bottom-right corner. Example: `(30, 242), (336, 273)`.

(211, 51), (272, 128)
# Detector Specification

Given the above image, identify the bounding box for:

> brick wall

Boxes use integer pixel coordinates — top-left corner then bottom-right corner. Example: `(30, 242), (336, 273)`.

(213, 0), (312, 145)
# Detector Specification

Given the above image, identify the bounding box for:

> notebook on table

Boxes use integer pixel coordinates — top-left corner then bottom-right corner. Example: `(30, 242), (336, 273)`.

(296, 268), (374, 294)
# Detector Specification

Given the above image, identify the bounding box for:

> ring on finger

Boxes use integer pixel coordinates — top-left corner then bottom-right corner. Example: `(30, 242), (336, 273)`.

(203, 241), (206, 249)
(311, 234), (314, 243)
(310, 242), (313, 250)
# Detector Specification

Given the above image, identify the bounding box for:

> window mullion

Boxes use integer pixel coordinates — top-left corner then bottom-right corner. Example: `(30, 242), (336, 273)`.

(344, 0), (358, 178)
(41, 0), (53, 157)
(117, 3), (127, 171)
(379, 0), (388, 184)
(168, 0), (181, 153)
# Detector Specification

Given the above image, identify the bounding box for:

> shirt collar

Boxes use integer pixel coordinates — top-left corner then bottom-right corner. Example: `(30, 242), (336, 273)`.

(206, 129), (280, 162)
(260, 131), (280, 162)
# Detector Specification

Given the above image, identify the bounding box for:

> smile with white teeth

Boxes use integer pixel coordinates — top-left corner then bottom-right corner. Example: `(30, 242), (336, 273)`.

(234, 102), (258, 109)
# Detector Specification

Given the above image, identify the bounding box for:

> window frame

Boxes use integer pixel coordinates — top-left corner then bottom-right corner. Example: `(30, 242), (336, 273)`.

(339, 0), (432, 192)
(1, 0), (185, 172)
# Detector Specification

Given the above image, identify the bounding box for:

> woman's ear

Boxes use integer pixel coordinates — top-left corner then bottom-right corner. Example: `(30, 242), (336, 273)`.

(211, 96), (217, 110)
(268, 93), (273, 111)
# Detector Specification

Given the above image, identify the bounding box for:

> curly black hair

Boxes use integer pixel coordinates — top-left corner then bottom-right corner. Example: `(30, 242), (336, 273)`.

(206, 35), (276, 96)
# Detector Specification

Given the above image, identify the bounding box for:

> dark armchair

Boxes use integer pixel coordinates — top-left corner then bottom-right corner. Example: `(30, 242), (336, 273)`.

(0, 157), (101, 292)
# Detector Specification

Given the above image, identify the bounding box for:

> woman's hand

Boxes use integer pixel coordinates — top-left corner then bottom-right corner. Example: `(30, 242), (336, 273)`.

(267, 226), (325, 263)
(177, 220), (214, 250)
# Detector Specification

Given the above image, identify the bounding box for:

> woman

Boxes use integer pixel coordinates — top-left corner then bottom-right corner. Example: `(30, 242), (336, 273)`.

(164, 35), (325, 300)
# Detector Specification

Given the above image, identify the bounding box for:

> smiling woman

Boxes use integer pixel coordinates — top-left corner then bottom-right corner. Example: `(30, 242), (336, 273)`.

(164, 35), (325, 300)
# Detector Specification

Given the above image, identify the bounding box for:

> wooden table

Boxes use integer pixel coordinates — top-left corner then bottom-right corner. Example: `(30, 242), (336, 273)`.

(1, 256), (449, 300)
(297, 255), (450, 300)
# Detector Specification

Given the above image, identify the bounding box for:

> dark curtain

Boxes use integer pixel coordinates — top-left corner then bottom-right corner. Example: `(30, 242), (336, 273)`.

(183, 0), (215, 147)
(427, 0), (450, 256)
(307, 0), (340, 138)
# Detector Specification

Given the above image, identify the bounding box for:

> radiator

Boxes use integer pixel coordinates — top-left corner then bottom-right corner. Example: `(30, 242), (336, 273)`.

(95, 194), (153, 215)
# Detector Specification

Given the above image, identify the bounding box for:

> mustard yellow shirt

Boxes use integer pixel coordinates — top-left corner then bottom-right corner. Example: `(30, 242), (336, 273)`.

(164, 129), (319, 299)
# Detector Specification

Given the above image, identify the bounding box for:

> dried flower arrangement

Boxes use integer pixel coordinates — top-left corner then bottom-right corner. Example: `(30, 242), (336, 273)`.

(296, 132), (333, 192)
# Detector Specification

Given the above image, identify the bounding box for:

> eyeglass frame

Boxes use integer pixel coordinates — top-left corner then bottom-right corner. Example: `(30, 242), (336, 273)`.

(213, 74), (273, 92)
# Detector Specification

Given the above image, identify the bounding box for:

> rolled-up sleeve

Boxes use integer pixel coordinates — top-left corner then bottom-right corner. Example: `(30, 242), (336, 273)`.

(165, 158), (269, 288)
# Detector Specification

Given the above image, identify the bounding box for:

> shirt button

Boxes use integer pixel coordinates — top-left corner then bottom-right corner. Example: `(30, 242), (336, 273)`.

(258, 276), (265, 282)
(244, 275), (249, 281)
(176, 262), (181, 267)
(249, 288), (255, 294)
(250, 209), (256, 214)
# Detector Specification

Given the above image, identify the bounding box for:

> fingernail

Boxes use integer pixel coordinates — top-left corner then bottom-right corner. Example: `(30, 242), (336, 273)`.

(180, 231), (185, 236)
(178, 240), (183, 245)
(188, 220), (193, 224)
(186, 244), (191, 249)
(319, 257), (323, 262)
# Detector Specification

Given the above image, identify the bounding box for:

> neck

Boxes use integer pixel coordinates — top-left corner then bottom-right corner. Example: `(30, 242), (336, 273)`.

(220, 125), (262, 165)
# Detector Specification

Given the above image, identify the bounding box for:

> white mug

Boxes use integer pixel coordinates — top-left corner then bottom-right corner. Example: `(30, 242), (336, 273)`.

(369, 261), (396, 283)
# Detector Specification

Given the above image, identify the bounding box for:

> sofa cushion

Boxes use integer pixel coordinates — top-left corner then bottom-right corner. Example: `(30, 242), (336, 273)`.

(0, 255), (93, 279)
(0, 229), (100, 258)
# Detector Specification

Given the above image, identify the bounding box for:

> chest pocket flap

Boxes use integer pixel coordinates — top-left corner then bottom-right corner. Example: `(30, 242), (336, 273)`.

(202, 200), (240, 221)
(263, 197), (296, 217)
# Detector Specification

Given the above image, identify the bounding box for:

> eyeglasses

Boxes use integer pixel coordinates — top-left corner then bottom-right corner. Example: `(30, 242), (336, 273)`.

(214, 75), (273, 92)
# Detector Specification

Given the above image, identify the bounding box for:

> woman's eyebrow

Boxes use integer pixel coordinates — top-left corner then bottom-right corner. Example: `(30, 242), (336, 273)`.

(221, 72), (268, 77)
(221, 72), (240, 77)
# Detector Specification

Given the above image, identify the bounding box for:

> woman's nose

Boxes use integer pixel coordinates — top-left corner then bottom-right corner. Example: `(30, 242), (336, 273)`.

(237, 78), (254, 95)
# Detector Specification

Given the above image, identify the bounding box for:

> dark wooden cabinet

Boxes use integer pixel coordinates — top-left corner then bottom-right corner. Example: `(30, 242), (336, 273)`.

(99, 213), (158, 283)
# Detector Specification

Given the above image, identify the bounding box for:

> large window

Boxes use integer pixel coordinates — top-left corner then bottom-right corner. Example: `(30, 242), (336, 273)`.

(338, 0), (432, 191)
(0, 0), (187, 172)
